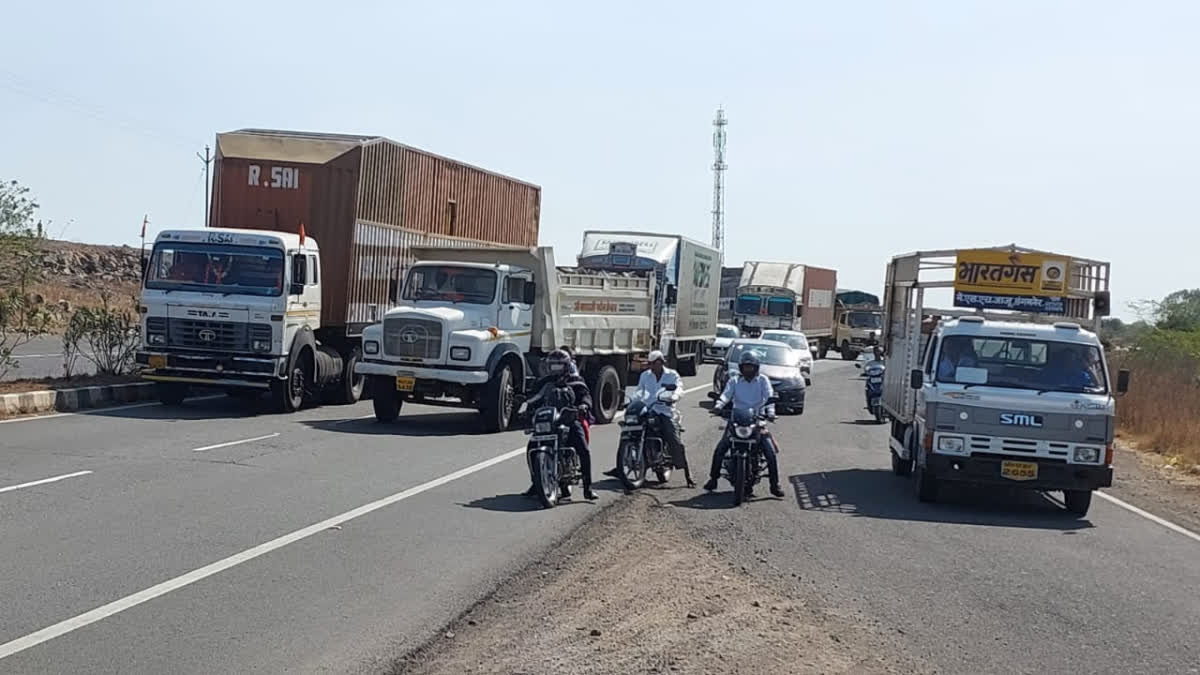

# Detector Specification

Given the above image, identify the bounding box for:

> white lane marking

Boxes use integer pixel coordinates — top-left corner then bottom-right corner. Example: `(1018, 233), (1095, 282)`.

(0, 383), (710, 660)
(0, 446), (526, 662)
(1096, 490), (1200, 545)
(333, 414), (376, 426)
(191, 433), (281, 453)
(0, 395), (225, 425)
(0, 471), (93, 495)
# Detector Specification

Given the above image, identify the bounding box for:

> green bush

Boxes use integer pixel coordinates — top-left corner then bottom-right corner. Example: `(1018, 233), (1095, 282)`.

(62, 296), (139, 376)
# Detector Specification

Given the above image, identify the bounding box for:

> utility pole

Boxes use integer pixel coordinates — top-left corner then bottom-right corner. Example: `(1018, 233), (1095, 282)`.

(197, 145), (212, 227)
(711, 107), (727, 266)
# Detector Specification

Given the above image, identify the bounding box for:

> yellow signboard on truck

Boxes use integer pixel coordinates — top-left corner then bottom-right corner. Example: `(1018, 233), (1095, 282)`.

(954, 249), (1069, 313)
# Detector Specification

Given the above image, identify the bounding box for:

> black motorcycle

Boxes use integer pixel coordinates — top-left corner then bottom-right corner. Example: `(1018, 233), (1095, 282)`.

(708, 392), (778, 506)
(858, 358), (886, 423)
(525, 387), (583, 509)
(616, 385), (679, 490)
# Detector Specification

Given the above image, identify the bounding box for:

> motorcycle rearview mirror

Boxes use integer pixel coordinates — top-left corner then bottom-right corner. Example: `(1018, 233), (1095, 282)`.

(910, 369), (924, 389)
(1117, 369), (1130, 395)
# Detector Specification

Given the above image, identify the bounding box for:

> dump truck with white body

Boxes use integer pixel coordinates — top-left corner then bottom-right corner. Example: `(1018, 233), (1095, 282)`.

(880, 245), (1127, 516)
(356, 245), (657, 431)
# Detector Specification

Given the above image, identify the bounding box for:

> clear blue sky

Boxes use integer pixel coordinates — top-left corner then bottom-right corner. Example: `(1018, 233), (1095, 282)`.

(2, 0), (1197, 318)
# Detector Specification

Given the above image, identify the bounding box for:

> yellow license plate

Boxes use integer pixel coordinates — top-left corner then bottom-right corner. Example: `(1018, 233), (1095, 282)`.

(148, 355), (167, 369)
(395, 376), (415, 392)
(1000, 460), (1038, 481)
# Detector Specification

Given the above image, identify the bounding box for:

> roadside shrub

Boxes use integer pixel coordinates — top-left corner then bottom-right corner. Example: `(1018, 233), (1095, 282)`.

(62, 295), (140, 376)
(0, 179), (51, 379)
(1113, 330), (1200, 467)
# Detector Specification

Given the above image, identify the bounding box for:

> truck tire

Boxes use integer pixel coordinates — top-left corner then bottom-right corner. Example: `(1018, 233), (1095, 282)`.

(913, 453), (939, 503)
(157, 382), (188, 406)
(677, 352), (698, 377)
(590, 364), (622, 424)
(333, 349), (365, 405)
(481, 361), (517, 432)
(890, 450), (912, 477)
(271, 361), (308, 413)
(841, 340), (854, 361)
(372, 376), (402, 422)
(1064, 490), (1092, 517)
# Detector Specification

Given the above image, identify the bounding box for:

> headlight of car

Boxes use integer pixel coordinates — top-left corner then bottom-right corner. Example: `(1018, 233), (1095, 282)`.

(252, 339), (271, 352)
(734, 425), (753, 439)
(937, 436), (965, 454)
(1073, 447), (1101, 463)
(535, 421), (553, 434)
(450, 346), (471, 361)
(147, 333), (166, 346)
(364, 340), (379, 355)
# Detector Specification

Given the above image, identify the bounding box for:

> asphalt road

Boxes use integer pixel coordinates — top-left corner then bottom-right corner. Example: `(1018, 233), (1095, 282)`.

(0, 361), (1196, 674)
(2, 336), (94, 381)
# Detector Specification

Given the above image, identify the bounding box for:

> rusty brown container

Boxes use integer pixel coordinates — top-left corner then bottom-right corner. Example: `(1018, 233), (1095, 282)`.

(210, 129), (541, 334)
(799, 265), (838, 333)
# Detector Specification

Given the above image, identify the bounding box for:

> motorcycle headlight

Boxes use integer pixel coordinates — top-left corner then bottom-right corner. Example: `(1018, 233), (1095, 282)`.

(1073, 447), (1101, 464)
(535, 421), (553, 434)
(734, 425), (753, 439)
(937, 436), (965, 454)
(364, 340), (379, 355)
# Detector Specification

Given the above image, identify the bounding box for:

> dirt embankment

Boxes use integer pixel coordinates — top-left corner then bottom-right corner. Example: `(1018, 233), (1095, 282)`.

(394, 494), (925, 675)
(8, 239), (141, 320)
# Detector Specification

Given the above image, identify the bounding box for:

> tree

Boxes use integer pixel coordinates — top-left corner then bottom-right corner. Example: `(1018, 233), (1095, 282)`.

(0, 179), (52, 379)
(1155, 289), (1200, 332)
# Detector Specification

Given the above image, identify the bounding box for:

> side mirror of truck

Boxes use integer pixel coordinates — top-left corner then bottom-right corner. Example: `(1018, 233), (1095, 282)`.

(1116, 369), (1130, 395)
(289, 282), (304, 296)
(666, 285), (678, 305)
(523, 282), (537, 305)
(910, 369), (923, 390)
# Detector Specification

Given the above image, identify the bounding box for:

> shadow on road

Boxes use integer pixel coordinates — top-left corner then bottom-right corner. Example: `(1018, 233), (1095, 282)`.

(303, 411), (487, 437)
(84, 395), (262, 422)
(787, 468), (1093, 531)
(461, 493), (546, 513)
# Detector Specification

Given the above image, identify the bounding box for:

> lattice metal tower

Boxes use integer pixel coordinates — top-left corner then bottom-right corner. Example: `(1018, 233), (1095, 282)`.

(711, 107), (728, 264)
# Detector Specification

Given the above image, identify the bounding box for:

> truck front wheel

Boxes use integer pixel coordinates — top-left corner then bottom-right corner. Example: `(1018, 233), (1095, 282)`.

(590, 364), (622, 424)
(481, 362), (517, 433)
(372, 376), (402, 422)
(271, 362), (308, 413)
(841, 340), (855, 361)
(1064, 490), (1092, 517)
(333, 349), (365, 405)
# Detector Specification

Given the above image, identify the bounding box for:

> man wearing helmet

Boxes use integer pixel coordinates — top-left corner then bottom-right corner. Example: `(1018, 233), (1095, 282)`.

(705, 350), (785, 498)
(522, 349), (598, 501)
(630, 350), (695, 487)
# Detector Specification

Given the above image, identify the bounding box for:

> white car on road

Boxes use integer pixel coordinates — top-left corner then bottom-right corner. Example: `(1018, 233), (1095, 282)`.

(760, 329), (813, 385)
(705, 323), (741, 364)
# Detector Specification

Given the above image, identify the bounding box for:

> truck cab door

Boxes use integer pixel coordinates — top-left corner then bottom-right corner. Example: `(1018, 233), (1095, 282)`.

(498, 274), (533, 336)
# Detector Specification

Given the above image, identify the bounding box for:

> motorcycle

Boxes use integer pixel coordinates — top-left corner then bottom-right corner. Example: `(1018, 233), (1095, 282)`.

(616, 385), (680, 490)
(524, 386), (584, 509)
(857, 358), (886, 423)
(708, 392), (778, 506)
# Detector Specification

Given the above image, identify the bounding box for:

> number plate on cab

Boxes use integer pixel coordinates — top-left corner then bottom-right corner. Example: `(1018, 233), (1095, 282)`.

(395, 376), (415, 392)
(1000, 460), (1038, 481)
(148, 355), (167, 369)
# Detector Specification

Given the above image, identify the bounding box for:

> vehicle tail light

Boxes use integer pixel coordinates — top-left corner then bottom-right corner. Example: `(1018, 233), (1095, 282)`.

(1105, 444), (1114, 466)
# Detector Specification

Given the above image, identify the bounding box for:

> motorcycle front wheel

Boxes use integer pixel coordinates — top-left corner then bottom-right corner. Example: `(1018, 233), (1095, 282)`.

(618, 441), (647, 490)
(732, 454), (748, 506)
(530, 448), (559, 509)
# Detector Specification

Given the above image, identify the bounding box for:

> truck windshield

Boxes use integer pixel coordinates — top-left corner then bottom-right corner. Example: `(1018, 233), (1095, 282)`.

(935, 335), (1107, 394)
(404, 266), (498, 305)
(145, 243), (284, 296)
(766, 297), (793, 317)
(848, 312), (881, 328)
(735, 295), (760, 315)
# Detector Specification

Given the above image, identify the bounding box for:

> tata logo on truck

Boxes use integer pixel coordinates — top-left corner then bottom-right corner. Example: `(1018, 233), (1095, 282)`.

(1000, 413), (1044, 428)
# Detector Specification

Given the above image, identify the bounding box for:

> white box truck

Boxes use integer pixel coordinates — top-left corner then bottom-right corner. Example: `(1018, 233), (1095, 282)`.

(880, 245), (1127, 516)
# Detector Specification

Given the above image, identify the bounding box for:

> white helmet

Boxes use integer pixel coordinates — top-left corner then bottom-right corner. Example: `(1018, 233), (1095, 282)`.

(648, 350), (666, 364)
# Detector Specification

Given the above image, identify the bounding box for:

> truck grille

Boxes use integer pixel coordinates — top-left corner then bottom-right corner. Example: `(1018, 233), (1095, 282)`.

(168, 319), (250, 351)
(383, 318), (442, 359)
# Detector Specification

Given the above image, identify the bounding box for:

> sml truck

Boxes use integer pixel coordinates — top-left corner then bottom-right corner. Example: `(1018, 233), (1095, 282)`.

(880, 246), (1128, 516)
(138, 228), (363, 412)
(815, 290), (882, 360)
(577, 231), (720, 377)
(356, 245), (657, 431)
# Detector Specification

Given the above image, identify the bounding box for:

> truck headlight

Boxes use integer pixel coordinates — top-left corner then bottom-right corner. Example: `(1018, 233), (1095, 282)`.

(147, 333), (166, 346)
(1073, 447), (1101, 463)
(364, 340), (380, 355)
(937, 436), (965, 454)
(450, 346), (471, 361)
(252, 339), (271, 352)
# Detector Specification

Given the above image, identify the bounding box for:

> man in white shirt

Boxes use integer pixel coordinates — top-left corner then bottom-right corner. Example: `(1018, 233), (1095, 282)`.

(631, 350), (695, 487)
(705, 350), (784, 498)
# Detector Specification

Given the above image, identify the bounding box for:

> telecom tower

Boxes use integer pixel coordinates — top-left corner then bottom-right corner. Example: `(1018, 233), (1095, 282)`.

(711, 107), (728, 265)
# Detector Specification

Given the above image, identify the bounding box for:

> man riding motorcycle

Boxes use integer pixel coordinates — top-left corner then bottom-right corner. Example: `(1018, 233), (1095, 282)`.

(705, 350), (785, 498)
(630, 350), (695, 487)
(522, 349), (597, 501)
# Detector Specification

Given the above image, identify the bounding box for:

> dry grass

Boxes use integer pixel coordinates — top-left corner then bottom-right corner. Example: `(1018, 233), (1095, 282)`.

(1113, 348), (1200, 471)
(28, 280), (138, 325)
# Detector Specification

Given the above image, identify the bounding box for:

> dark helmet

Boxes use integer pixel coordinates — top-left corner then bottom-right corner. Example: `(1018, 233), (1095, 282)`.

(544, 349), (572, 378)
(738, 350), (761, 379)
(873, 346), (884, 359)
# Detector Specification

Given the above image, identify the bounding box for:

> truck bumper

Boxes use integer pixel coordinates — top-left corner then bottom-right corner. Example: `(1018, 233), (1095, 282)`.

(136, 351), (282, 388)
(926, 453), (1113, 491)
(356, 360), (489, 385)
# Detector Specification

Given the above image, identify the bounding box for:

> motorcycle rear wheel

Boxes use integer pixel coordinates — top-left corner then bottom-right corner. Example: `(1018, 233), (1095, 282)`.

(530, 449), (559, 509)
(618, 441), (647, 490)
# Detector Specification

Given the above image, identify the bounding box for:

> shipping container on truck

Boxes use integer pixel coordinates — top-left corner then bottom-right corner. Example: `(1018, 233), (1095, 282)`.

(577, 231), (720, 377)
(138, 128), (540, 413)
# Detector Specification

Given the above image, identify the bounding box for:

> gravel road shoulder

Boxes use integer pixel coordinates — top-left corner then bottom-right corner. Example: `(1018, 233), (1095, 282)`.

(393, 490), (927, 675)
